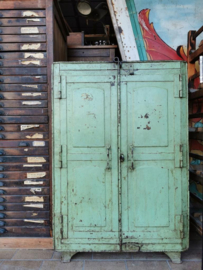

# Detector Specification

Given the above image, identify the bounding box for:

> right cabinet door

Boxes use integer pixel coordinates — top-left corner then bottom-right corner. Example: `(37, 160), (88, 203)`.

(120, 62), (188, 252)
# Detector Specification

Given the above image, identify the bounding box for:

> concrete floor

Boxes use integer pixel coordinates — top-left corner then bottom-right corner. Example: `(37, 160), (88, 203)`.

(0, 230), (202, 270)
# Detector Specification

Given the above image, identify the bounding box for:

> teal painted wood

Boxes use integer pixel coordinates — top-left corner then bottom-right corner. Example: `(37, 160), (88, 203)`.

(52, 61), (189, 258)
(125, 0), (148, 60)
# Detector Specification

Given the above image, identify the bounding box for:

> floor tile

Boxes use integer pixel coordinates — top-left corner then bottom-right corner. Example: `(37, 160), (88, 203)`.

(40, 261), (83, 270)
(93, 252), (131, 260)
(0, 249), (16, 260)
(72, 252), (92, 260)
(182, 249), (202, 260)
(0, 260), (42, 270)
(12, 249), (54, 260)
(131, 252), (168, 260)
(168, 261), (202, 270)
(127, 261), (169, 270)
(52, 251), (61, 260)
(84, 261), (126, 270)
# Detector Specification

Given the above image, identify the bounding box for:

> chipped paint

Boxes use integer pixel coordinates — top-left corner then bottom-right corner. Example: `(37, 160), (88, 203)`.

(20, 60), (40, 66)
(33, 141), (45, 147)
(23, 11), (39, 17)
(22, 93), (41, 96)
(25, 196), (44, 202)
(24, 219), (44, 223)
(21, 44), (40, 50)
(26, 18), (41, 22)
(27, 157), (46, 163)
(26, 133), (43, 139)
(24, 180), (43, 185)
(22, 101), (41, 105)
(30, 188), (42, 194)
(21, 124), (40, 131)
(23, 164), (42, 167)
(23, 204), (43, 208)
(27, 172), (46, 179)
(21, 27), (39, 34)
(22, 84), (39, 89)
(81, 93), (93, 101)
(24, 53), (44, 59)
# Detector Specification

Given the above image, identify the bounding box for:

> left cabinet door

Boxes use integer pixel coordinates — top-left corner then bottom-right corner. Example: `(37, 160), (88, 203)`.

(52, 63), (120, 252)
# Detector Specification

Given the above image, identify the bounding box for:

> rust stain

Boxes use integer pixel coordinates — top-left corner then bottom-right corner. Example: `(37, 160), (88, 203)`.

(144, 113), (149, 118)
(143, 125), (151, 130)
(81, 93), (93, 101)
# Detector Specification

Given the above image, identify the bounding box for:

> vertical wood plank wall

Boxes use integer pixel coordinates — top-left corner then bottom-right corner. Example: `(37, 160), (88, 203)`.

(0, 0), (68, 239)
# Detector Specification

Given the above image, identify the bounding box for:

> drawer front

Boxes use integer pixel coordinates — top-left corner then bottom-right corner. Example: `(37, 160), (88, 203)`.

(0, 59), (47, 67)
(0, 26), (46, 35)
(0, 34), (46, 43)
(0, 52), (47, 59)
(0, 18), (46, 26)
(0, 10), (46, 18)
(0, 43), (46, 51)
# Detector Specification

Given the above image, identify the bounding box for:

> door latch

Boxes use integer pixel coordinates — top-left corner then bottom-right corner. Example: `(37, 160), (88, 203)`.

(120, 154), (125, 162)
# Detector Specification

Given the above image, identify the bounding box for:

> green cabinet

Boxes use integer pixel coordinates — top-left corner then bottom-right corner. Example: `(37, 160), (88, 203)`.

(52, 61), (189, 263)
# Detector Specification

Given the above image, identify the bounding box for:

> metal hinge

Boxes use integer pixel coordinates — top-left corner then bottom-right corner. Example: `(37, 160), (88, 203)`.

(179, 144), (183, 168)
(179, 75), (183, 98)
(60, 215), (63, 238)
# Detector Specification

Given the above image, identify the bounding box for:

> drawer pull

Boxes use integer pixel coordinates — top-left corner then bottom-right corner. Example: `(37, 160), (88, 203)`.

(0, 166), (4, 171)
(0, 150), (5, 155)
(0, 134), (5, 139)
(0, 205), (5, 210)
(0, 126), (4, 131)
(0, 94), (4, 99)
(19, 142), (29, 147)
(0, 173), (5, 178)
(0, 46), (2, 51)
(0, 213), (5, 218)
(0, 79), (4, 83)
(0, 221), (5, 226)
(0, 182), (4, 187)
(0, 228), (7, 234)
(0, 158), (5, 162)
(0, 119), (4, 123)
(0, 103), (4, 108)
(0, 22), (2, 26)
(0, 112), (4, 116)
(0, 38), (2, 42)
(0, 197), (5, 203)
(0, 55), (3, 59)
(0, 62), (2, 67)
(0, 190), (5, 195)
(0, 30), (2, 34)
(0, 71), (3, 75)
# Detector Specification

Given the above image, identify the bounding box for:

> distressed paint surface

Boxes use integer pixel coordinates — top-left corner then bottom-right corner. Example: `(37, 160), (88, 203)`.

(52, 62), (188, 257)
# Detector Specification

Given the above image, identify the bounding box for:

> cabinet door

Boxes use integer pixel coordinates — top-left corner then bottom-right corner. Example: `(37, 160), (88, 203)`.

(120, 62), (188, 251)
(53, 63), (120, 251)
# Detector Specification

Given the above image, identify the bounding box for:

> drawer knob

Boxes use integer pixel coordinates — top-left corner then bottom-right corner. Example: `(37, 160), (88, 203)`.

(0, 126), (4, 131)
(0, 213), (5, 218)
(0, 134), (5, 139)
(0, 228), (7, 234)
(19, 142), (29, 147)
(0, 158), (5, 162)
(0, 166), (4, 171)
(0, 119), (4, 123)
(0, 30), (2, 34)
(0, 62), (2, 67)
(0, 22), (2, 26)
(0, 182), (4, 187)
(0, 79), (4, 83)
(0, 103), (4, 108)
(0, 197), (5, 203)
(0, 71), (3, 75)
(0, 94), (4, 99)
(0, 38), (2, 42)
(0, 46), (3, 51)
(0, 190), (5, 195)
(0, 221), (5, 226)
(0, 112), (4, 116)
(0, 173), (5, 178)
(0, 55), (3, 59)
(0, 205), (5, 210)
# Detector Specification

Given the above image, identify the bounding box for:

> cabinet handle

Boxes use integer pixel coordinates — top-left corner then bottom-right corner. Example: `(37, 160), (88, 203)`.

(0, 79), (4, 83)
(0, 197), (5, 203)
(0, 55), (3, 59)
(129, 145), (135, 171)
(0, 71), (3, 75)
(0, 46), (3, 51)
(0, 228), (7, 234)
(0, 103), (4, 108)
(0, 38), (2, 42)
(0, 150), (5, 155)
(0, 94), (4, 99)
(0, 166), (4, 171)
(0, 30), (2, 34)
(106, 145), (111, 170)
(0, 182), (4, 187)
(19, 142), (29, 147)
(0, 134), (5, 139)
(0, 158), (5, 162)
(0, 221), (5, 226)
(0, 213), (5, 218)
(0, 173), (5, 178)
(0, 190), (5, 195)
(0, 205), (5, 210)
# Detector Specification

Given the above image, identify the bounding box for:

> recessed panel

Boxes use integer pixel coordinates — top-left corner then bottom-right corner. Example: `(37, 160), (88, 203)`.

(72, 162), (107, 227)
(129, 165), (169, 228)
(73, 87), (105, 147)
(131, 86), (168, 147)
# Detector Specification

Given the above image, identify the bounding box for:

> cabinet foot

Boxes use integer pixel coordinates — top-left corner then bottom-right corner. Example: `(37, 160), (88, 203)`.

(61, 252), (77, 262)
(165, 252), (182, 264)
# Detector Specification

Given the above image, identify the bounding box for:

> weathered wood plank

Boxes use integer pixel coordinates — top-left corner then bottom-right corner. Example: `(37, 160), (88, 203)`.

(0, 43), (46, 51)
(0, 179), (49, 187)
(0, 140), (48, 147)
(0, 188), (49, 195)
(0, 124), (48, 132)
(0, 195), (49, 203)
(0, 156), (49, 163)
(0, 26), (46, 35)
(0, 52), (47, 60)
(0, 76), (47, 83)
(0, 109), (48, 116)
(0, 163), (49, 171)
(0, 18), (46, 26)
(0, 59), (47, 67)
(0, 84), (47, 91)
(0, 92), (47, 100)
(0, 237), (53, 249)
(0, 34), (46, 43)
(0, 10), (46, 18)
(0, 101), (47, 108)
(0, 67), (47, 75)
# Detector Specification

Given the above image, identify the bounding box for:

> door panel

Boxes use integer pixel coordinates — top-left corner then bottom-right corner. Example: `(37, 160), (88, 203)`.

(120, 63), (188, 246)
(54, 64), (119, 247)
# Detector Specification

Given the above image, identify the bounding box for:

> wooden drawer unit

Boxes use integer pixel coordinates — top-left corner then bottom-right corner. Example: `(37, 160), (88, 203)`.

(0, 0), (68, 238)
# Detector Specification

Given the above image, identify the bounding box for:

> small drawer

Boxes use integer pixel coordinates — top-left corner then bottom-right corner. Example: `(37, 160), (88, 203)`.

(0, 18), (46, 26)
(0, 52), (47, 60)
(0, 59), (47, 67)
(0, 43), (46, 52)
(0, 34), (46, 43)
(0, 26), (46, 35)
(0, 10), (46, 18)
(0, 92), (47, 100)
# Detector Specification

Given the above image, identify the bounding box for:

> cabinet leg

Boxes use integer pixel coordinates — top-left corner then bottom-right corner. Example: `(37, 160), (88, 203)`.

(61, 252), (77, 262)
(165, 252), (182, 264)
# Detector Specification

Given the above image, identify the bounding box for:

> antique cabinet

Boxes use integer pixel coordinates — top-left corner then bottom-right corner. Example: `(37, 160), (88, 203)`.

(0, 0), (68, 238)
(52, 61), (189, 263)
